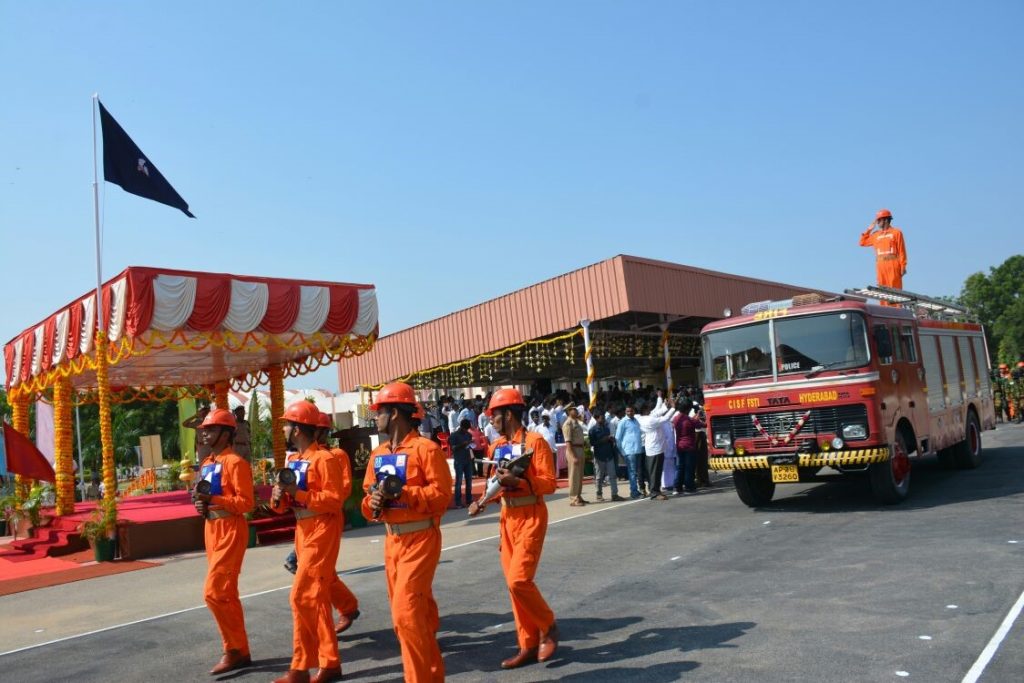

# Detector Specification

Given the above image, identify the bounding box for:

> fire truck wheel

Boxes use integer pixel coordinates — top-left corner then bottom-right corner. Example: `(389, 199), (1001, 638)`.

(869, 430), (911, 504)
(733, 469), (775, 507)
(952, 410), (983, 470)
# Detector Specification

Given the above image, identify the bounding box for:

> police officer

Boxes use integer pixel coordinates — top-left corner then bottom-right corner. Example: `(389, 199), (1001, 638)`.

(469, 388), (560, 669)
(192, 408), (255, 675)
(361, 382), (452, 683)
(271, 400), (346, 683)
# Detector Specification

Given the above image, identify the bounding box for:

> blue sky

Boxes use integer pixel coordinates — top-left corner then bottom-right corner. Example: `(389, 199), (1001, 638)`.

(2, 1), (1021, 390)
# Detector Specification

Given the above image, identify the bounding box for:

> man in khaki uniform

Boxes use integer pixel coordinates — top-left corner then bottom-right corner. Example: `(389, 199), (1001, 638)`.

(561, 407), (588, 506)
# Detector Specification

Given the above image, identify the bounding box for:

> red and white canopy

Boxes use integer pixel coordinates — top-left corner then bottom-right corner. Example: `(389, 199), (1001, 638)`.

(4, 266), (378, 393)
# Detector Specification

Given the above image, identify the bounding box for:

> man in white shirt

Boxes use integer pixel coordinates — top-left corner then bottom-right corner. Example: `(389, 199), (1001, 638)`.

(635, 392), (677, 501)
(535, 414), (557, 452)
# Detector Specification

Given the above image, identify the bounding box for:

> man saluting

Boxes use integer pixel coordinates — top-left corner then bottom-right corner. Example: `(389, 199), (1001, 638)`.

(859, 208), (908, 289)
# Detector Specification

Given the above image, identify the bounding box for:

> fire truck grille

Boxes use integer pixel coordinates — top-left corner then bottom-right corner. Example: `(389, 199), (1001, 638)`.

(711, 404), (868, 443)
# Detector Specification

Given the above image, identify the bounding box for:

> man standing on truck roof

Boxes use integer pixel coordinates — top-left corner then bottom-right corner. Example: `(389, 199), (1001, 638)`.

(859, 208), (908, 290)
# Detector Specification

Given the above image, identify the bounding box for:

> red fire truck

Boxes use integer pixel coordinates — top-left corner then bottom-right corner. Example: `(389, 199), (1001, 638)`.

(701, 288), (996, 506)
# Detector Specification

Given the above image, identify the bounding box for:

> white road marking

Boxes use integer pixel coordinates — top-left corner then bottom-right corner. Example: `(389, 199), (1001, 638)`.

(961, 587), (1024, 683)
(895, 672), (909, 677)
(947, 605), (958, 609)
(918, 635), (932, 640)
(763, 521), (771, 525)
(671, 556), (682, 561)
(0, 497), (638, 658)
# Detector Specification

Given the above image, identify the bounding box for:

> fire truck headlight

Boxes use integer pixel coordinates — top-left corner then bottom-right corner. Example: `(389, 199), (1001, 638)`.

(714, 432), (732, 448)
(735, 445), (746, 456)
(831, 437), (845, 450)
(842, 423), (868, 440)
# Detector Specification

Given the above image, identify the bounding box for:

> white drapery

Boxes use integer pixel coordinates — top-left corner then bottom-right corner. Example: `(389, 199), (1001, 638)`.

(151, 275), (198, 331)
(352, 289), (378, 337)
(224, 280), (269, 333)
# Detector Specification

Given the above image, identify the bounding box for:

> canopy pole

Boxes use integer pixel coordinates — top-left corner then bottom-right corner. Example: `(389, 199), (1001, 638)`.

(53, 377), (75, 515)
(661, 322), (673, 395)
(213, 381), (229, 410)
(581, 319), (597, 410)
(75, 399), (86, 501)
(270, 366), (285, 468)
(10, 395), (31, 501)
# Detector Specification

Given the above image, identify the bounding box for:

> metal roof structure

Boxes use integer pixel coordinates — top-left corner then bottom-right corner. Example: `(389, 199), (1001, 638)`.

(339, 255), (817, 390)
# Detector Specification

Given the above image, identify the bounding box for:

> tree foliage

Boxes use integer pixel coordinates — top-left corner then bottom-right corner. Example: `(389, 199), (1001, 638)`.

(959, 255), (1024, 365)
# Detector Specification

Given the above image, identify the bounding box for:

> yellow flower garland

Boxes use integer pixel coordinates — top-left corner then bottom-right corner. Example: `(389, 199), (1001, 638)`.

(10, 395), (30, 501)
(53, 377), (75, 515)
(94, 331), (117, 505)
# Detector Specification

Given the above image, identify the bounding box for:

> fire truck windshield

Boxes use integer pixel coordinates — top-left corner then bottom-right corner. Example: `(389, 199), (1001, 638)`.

(703, 312), (870, 383)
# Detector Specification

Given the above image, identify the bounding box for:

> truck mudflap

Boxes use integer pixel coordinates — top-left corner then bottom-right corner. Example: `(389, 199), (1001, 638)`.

(709, 446), (890, 471)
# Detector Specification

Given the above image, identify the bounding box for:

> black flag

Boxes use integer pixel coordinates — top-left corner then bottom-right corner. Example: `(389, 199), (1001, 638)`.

(98, 100), (195, 218)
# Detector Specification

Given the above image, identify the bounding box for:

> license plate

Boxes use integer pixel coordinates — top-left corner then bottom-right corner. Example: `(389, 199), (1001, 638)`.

(771, 464), (799, 483)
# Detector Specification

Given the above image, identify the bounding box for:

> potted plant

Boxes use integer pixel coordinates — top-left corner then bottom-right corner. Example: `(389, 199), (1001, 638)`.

(1, 484), (46, 539)
(80, 497), (118, 562)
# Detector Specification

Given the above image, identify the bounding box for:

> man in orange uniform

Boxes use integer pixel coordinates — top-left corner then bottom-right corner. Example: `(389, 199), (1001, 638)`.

(859, 208), (908, 289)
(361, 382), (452, 683)
(271, 401), (346, 683)
(315, 411), (361, 634)
(192, 408), (255, 676)
(468, 388), (559, 669)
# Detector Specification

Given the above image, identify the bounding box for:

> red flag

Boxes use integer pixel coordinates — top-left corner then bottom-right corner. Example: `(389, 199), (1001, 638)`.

(2, 422), (56, 482)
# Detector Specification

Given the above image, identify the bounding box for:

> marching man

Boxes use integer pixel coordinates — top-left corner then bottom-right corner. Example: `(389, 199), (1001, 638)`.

(192, 408), (255, 675)
(271, 400), (346, 683)
(361, 382), (452, 683)
(469, 388), (559, 670)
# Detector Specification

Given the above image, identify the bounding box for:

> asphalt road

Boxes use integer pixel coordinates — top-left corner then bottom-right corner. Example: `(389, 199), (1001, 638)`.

(2, 423), (1022, 682)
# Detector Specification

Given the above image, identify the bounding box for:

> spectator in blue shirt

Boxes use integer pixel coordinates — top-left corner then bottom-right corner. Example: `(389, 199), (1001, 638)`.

(614, 405), (645, 499)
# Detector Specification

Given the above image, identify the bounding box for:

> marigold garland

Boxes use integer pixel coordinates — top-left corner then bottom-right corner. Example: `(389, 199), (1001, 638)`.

(11, 395), (31, 501)
(7, 329), (376, 402)
(94, 331), (117, 506)
(53, 377), (75, 515)
(214, 381), (229, 409)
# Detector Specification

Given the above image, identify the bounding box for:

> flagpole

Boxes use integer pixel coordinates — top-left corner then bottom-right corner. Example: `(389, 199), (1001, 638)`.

(91, 93), (104, 331)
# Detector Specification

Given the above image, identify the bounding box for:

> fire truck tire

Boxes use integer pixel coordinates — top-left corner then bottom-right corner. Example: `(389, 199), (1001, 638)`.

(869, 430), (911, 504)
(733, 469), (775, 507)
(952, 410), (983, 469)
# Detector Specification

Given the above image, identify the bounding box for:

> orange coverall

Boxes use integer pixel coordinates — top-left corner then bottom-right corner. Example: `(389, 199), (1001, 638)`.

(859, 226), (907, 289)
(361, 432), (453, 683)
(488, 429), (557, 652)
(326, 445), (359, 619)
(273, 446), (346, 672)
(200, 448), (255, 658)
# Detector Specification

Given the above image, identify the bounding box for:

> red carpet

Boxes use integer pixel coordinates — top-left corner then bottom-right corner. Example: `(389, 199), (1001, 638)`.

(0, 556), (158, 597)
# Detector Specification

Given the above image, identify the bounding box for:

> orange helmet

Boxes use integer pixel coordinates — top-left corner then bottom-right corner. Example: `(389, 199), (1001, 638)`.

(1018, 361), (1024, 369)
(486, 388), (526, 416)
(317, 412), (333, 429)
(282, 400), (321, 426)
(369, 382), (417, 410)
(200, 408), (236, 429)
(876, 208), (892, 220)
(1000, 363), (1008, 369)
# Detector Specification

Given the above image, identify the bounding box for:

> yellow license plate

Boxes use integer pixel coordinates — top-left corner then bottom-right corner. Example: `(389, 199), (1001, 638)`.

(771, 464), (799, 483)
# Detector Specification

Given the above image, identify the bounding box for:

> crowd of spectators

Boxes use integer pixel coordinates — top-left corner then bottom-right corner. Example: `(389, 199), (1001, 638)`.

(416, 382), (710, 505)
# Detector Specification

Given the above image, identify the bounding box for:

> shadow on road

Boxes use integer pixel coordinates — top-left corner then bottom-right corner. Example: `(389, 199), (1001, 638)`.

(726, 445), (1023, 513)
